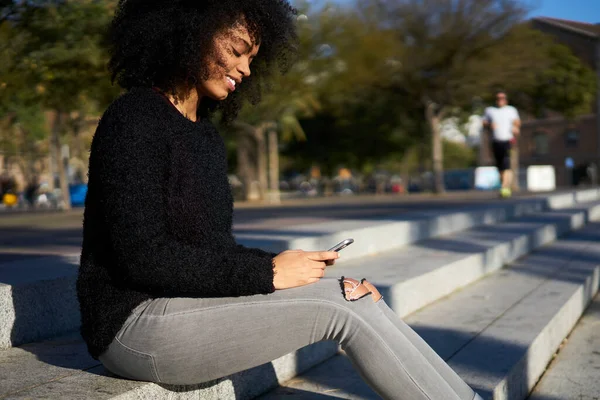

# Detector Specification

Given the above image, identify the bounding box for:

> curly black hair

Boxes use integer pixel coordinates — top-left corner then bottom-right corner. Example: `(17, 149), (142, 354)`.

(108, 0), (298, 121)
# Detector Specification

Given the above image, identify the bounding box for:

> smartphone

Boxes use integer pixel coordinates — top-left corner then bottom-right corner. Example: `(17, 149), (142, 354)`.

(328, 238), (354, 252)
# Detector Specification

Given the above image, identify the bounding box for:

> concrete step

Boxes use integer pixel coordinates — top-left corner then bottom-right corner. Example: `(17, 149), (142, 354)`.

(263, 223), (600, 400)
(407, 224), (600, 400)
(257, 351), (379, 399)
(235, 189), (600, 260)
(2, 190), (598, 350)
(2, 202), (600, 399)
(333, 200), (600, 318)
(528, 293), (600, 400)
(0, 332), (338, 399)
(0, 254), (80, 349)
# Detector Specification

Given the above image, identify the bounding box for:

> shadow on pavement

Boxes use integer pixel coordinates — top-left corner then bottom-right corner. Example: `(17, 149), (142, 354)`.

(0, 226), (82, 263)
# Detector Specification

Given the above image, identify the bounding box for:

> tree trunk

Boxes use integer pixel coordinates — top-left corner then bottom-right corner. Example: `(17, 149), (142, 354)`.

(425, 102), (445, 194)
(256, 128), (268, 201)
(24, 129), (37, 184)
(50, 111), (71, 210)
(71, 114), (86, 183)
(267, 130), (281, 204)
(232, 121), (276, 202)
(236, 131), (260, 201)
(72, 114), (84, 160)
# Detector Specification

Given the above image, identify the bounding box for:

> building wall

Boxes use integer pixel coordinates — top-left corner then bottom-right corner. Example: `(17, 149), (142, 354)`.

(521, 115), (598, 186)
(521, 20), (599, 186)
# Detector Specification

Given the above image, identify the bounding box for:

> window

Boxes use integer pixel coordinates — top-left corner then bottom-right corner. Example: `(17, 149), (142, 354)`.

(534, 132), (549, 155)
(565, 129), (580, 147)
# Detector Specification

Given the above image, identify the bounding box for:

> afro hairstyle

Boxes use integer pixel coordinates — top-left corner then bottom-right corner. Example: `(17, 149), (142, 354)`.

(108, 0), (298, 121)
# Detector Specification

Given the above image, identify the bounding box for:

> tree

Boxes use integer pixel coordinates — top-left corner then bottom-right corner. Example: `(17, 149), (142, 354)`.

(515, 42), (597, 120)
(280, 4), (411, 174)
(0, 5), (50, 184)
(367, 0), (551, 193)
(230, 5), (325, 202)
(3, 0), (118, 208)
(232, 72), (320, 202)
(284, 87), (419, 175)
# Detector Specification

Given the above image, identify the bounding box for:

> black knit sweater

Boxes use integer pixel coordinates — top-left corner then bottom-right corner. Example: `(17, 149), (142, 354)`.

(77, 87), (276, 359)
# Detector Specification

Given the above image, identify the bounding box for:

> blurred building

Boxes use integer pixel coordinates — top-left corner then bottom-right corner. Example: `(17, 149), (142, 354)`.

(520, 17), (600, 186)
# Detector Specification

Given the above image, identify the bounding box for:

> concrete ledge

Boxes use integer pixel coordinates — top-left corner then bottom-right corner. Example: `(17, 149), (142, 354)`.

(3, 190), (598, 350)
(0, 255), (79, 349)
(0, 335), (338, 400)
(334, 202), (600, 318)
(401, 223), (600, 400)
(3, 204), (600, 399)
(575, 188), (600, 203)
(449, 239), (600, 399)
(235, 190), (597, 260)
(261, 224), (600, 400)
(529, 294), (600, 399)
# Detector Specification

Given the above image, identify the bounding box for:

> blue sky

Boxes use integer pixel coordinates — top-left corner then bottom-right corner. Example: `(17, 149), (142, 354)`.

(530, 0), (599, 23)
(323, 0), (599, 24)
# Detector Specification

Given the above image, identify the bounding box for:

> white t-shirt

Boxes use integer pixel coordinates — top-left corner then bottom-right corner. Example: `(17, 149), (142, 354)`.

(483, 106), (520, 142)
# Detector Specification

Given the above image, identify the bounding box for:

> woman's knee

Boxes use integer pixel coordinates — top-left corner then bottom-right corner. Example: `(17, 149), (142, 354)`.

(313, 287), (389, 345)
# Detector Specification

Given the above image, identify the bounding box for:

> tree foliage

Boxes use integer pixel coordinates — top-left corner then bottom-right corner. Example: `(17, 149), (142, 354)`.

(0, 0), (597, 201)
(517, 42), (597, 119)
(0, 0), (119, 207)
(360, 0), (552, 192)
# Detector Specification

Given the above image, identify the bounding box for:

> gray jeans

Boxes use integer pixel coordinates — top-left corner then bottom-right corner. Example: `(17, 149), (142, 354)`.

(99, 278), (478, 400)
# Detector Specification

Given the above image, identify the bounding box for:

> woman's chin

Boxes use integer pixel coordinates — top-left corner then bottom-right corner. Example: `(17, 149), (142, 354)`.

(199, 86), (228, 101)
(207, 92), (229, 101)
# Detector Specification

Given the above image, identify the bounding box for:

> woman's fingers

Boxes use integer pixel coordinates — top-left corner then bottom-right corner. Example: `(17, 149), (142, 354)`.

(309, 268), (326, 278)
(305, 251), (339, 261)
(309, 260), (326, 269)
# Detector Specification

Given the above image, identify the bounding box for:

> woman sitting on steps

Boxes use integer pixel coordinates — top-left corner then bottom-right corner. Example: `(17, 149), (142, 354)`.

(77, 1), (483, 399)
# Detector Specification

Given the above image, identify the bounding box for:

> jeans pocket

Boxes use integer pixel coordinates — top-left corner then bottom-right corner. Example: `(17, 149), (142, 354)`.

(99, 337), (161, 383)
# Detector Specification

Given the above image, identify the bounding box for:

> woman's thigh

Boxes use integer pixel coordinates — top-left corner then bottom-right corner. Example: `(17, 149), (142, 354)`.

(106, 278), (379, 385)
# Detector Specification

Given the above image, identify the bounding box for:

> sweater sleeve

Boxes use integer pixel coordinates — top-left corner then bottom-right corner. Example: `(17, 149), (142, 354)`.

(235, 244), (278, 259)
(94, 115), (275, 297)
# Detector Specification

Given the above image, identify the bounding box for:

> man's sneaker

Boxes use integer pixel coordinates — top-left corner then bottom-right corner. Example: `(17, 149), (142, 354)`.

(500, 187), (512, 198)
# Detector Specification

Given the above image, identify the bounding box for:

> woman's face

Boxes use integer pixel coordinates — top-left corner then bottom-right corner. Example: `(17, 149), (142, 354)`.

(198, 24), (260, 101)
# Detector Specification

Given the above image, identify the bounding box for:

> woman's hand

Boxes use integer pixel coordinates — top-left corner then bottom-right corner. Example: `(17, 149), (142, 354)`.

(272, 250), (339, 290)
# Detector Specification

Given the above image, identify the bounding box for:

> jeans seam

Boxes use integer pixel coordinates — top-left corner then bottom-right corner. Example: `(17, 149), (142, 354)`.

(137, 298), (353, 318)
(115, 336), (162, 383)
(161, 298), (171, 316)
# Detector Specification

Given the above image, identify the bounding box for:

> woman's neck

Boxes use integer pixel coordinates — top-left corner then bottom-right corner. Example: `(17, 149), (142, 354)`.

(167, 88), (200, 122)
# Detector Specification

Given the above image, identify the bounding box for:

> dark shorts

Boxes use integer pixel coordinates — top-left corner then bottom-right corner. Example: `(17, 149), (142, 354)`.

(492, 140), (511, 172)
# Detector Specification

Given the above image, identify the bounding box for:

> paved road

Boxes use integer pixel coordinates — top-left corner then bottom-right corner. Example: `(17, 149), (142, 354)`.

(0, 191), (539, 264)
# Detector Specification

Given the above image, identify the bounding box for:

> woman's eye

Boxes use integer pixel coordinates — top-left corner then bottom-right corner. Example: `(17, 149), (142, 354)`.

(232, 48), (242, 57)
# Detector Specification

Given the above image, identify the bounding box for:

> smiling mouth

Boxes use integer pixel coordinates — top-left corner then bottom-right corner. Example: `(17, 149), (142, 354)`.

(226, 77), (237, 91)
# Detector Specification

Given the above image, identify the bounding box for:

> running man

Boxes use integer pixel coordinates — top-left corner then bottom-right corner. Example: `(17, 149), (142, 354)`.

(483, 90), (521, 198)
